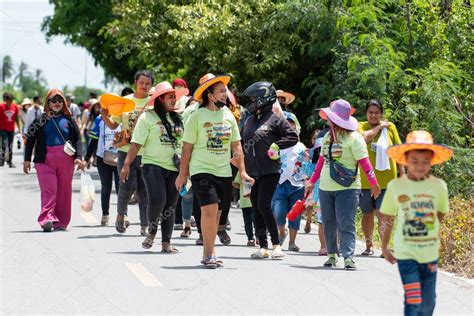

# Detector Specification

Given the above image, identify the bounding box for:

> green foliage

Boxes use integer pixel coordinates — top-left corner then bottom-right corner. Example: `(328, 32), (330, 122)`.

(42, 0), (474, 147)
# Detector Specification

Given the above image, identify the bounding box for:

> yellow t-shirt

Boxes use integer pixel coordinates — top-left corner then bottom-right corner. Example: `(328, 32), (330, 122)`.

(131, 110), (183, 172)
(182, 107), (240, 177)
(319, 131), (368, 191)
(380, 175), (449, 263)
(111, 94), (150, 153)
(359, 121), (402, 189)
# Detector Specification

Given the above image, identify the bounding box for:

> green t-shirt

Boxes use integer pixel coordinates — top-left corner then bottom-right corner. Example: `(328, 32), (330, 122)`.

(182, 107), (241, 177)
(131, 110), (183, 172)
(111, 94), (150, 153)
(380, 175), (449, 263)
(319, 131), (368, 191)
(359, 121), (402, 189)
(182, 102), (199, 126)
(234, 171), (252, 209)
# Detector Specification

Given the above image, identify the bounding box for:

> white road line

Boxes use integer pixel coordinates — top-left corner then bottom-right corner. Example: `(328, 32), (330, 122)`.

(80, 211), (98, 224)
(125, 263), (163, 287)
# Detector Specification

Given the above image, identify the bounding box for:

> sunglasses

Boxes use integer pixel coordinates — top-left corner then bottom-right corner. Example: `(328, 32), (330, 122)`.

(50, 96), (64, 104)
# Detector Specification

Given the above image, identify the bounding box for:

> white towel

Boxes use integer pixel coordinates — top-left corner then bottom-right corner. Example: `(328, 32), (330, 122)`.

(376, 128), (391, 171)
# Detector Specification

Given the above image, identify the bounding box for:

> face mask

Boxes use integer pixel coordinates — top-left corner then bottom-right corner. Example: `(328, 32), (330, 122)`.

(215, 100), (226, 108)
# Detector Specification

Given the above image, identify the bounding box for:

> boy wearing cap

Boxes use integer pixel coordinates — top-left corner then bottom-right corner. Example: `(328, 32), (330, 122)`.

(379, 130), (453, 316)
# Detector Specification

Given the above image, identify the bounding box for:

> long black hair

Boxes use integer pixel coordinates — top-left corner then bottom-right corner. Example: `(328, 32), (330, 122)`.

(154, 94), (183, 141)
(199, 83), (219, 108)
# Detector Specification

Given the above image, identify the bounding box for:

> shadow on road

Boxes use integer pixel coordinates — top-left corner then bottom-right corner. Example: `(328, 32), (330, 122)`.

(78, 234), (138, 239)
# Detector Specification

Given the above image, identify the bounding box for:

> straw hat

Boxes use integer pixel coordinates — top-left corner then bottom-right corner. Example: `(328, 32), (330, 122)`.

(100, 93), (135, 116)
(387, 130), (453, 166)
(276, 90), (295, 105)
(319, 99), (357, 131)
(21, 98), (32, 106)
(194, 73), (231, 101)
(148, 81), (189, 106)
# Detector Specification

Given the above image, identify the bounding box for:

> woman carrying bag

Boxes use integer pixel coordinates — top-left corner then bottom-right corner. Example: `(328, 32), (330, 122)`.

(305, 99), (380, 270)
(121, 82), (185, 253)
(23, 88), (85, 232)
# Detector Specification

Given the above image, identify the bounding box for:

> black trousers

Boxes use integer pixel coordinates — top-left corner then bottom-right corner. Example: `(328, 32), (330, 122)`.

(251, 173), (280, 248)
(96, 156), (119, 215)
(141, 164), (179, 242)
(0, 130), (14, 163)
(175, 196), (183, 225)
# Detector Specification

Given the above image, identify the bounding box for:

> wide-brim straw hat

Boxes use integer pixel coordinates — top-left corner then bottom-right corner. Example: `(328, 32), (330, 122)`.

(194, 73), (231, 102)
(21, 98), (32, 106)
(148, 81), (189, 106)
(387, 130), (453, 166)
(276, 90), (295, 105)
(100, 93), (135, 116)
(318, 99), (357, 131)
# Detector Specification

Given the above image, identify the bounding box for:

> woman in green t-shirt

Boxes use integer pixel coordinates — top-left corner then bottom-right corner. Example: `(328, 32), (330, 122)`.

(175, 75), (254, 269)
(358, 99), (405, 256)
(120, 81), (183, 253)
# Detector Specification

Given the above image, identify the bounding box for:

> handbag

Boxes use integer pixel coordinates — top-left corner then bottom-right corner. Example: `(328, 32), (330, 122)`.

(103, 150), (118, 166)
(328, 141), (358, 187)
(51, 117), (76, 156)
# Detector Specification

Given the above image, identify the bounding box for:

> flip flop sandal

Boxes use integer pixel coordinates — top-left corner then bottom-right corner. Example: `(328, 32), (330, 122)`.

(215, 257), (224, 268)
(361, 249), (375, 256)
(161, 245), (179, 254)
(142, 234), (155, 249)
(124, 216), (131, 228)
(115, 220), (126, 233)
(180, 227), (192, 238)
(217, 230), (231, 245)
(288, 244), (300, 252)
(202, 256), (217, 269)
(318, 249), (328, 256)
(304, 222), (311, 234)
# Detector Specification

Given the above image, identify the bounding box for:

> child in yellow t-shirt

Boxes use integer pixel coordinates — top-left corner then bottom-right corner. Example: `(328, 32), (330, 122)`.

(379, 130), (453, 316)
(233, 171), (256, 246)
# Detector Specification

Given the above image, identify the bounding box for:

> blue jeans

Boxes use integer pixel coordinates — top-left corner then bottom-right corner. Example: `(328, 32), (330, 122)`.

(271, 180), (304, 230)
(398, 259), (438, 316)
(181, 186), (193, 222)
(318, 189), (360, 259)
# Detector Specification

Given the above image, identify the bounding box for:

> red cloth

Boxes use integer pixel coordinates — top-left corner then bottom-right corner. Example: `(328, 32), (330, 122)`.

(172, 78), (188, 89)
(0, 102), (19, 131)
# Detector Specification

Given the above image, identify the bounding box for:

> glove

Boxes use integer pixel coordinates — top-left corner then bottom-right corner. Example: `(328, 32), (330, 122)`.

(267, 143), (280, 160)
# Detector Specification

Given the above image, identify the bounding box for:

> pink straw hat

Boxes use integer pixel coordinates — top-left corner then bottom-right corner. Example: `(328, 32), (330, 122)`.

(319, 99), (358, 131)
(148, 81), (189, 106)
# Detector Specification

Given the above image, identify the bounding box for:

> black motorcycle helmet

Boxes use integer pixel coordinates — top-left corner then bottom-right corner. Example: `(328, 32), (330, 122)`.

(242, 81), (277, 114)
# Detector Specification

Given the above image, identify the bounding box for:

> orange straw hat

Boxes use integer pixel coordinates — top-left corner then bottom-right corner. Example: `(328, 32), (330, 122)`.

(194, 73), (231, 102)
(148, 81), (189, 106)
(99, 93), (135, 116)
(276, 90), (296, 105)
(387, 130), (453, 166)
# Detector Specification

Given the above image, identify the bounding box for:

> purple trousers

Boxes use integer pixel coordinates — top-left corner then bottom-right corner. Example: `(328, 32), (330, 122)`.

(35, 145), (75, 229)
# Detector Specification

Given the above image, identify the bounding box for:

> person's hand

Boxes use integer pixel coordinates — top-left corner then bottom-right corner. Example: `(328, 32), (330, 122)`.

(240, 172), (255, 186)
(267, 143), (280, 160)
(379, 120), (390, 129)
(100, 107), (109, 117)
(85, 160), (91, 169)
(370, 183), (381, 199)
(175, 173), (187, 191)
(304, 182), (314, 198)
(272, 100), (284, 117)
(23, 161), (31, 174)
(382, 247), (396, 264)
(120, 164), (130, 183)
(74, 159), (85, 171)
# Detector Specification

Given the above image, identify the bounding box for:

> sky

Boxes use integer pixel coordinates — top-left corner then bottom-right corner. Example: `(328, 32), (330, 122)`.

(0, 0), (107, 91)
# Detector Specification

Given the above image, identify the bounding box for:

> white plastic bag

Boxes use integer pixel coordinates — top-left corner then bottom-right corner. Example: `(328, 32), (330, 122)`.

(80, 171), (95, 212)
(376, 128), (391, 171)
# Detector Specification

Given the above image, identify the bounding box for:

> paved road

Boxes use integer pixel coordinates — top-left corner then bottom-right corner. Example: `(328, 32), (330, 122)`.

(1, 151), (473, 315)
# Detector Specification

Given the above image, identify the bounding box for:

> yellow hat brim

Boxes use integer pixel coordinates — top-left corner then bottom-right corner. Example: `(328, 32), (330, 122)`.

(193, 75), (231, 101)
(100, 93), (135, 116)
(277, 91), (296, 104)
(387, 143), (453, 166)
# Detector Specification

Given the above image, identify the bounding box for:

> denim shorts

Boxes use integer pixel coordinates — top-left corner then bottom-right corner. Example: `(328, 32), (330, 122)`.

(359, 189), (386, 214)
(191, 173), (232, 211)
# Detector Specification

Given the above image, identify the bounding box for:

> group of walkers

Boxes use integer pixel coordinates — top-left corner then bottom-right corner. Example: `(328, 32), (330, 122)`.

(3, 67), (454, 315)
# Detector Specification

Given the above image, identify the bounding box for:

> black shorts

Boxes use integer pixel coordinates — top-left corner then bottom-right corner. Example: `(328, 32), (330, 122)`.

(359, 189), (386, 214)
(191, 173), (232, 210)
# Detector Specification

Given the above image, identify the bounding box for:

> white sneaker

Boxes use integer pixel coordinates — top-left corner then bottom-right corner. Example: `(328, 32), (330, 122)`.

(250, 248), (270, 259)
(271, 245), (285, 260)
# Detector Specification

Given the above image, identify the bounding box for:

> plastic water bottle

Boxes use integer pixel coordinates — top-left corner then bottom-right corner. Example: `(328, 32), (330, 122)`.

(179, 185), (187, 197)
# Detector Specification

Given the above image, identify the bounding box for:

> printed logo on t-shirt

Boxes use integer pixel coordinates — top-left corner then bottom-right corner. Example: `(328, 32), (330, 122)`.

(156, 122), (183, 146)
(322, 139), (343, 162)
(3, 109), (15, 122)
(203, 121), (231, 154)
(398, 194), (437, 243)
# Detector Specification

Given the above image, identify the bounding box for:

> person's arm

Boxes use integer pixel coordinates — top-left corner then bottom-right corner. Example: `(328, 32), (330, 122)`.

(175, 142), (193, 190)
(231, 140), (254, 185)
(119, 142), (142, 183)
(100, 108), (119, 129)
(362, 120), (389, 143)
(81, 111), (89, 132)
(15, 110), (22, 135)
(397, 163), (405, 176)
(84, 138), (98, 163)
(358, 157), (381, 198)
(23, 117), (39, 174)
(70, 119), (85, 171)
(274, 116), (299, 150)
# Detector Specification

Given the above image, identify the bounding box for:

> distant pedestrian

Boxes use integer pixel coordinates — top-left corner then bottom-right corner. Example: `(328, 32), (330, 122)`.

(0, 92), (21, 167)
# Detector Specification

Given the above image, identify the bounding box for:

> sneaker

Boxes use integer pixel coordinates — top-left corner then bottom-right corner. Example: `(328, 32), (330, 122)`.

(101, 215), (109, 226)
(195, 233), (203, 245)
(140, 225), (148, 236)
(324, 254), (338, 267)
(288, 243), (300, 252)
(174, 224), (183, 230)
(190, 216), (196, 228)
(344, 257), (357, 270)
(217, 229), (231, 245)
(8, 162), (15, 168)
(43, 221), (54, 232)
(124, 215), (131, 228)
(247, 240), (256, 247)
(271, 245), (285, 260)
(180, 227), (191, 238)
(251, 248), (270, 259)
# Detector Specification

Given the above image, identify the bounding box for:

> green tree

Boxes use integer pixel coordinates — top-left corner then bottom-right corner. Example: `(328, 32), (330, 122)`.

(1, 55), (14, 84)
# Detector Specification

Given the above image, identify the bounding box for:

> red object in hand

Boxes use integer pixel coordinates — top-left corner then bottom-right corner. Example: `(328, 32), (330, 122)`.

(287, 199), (306, 221)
